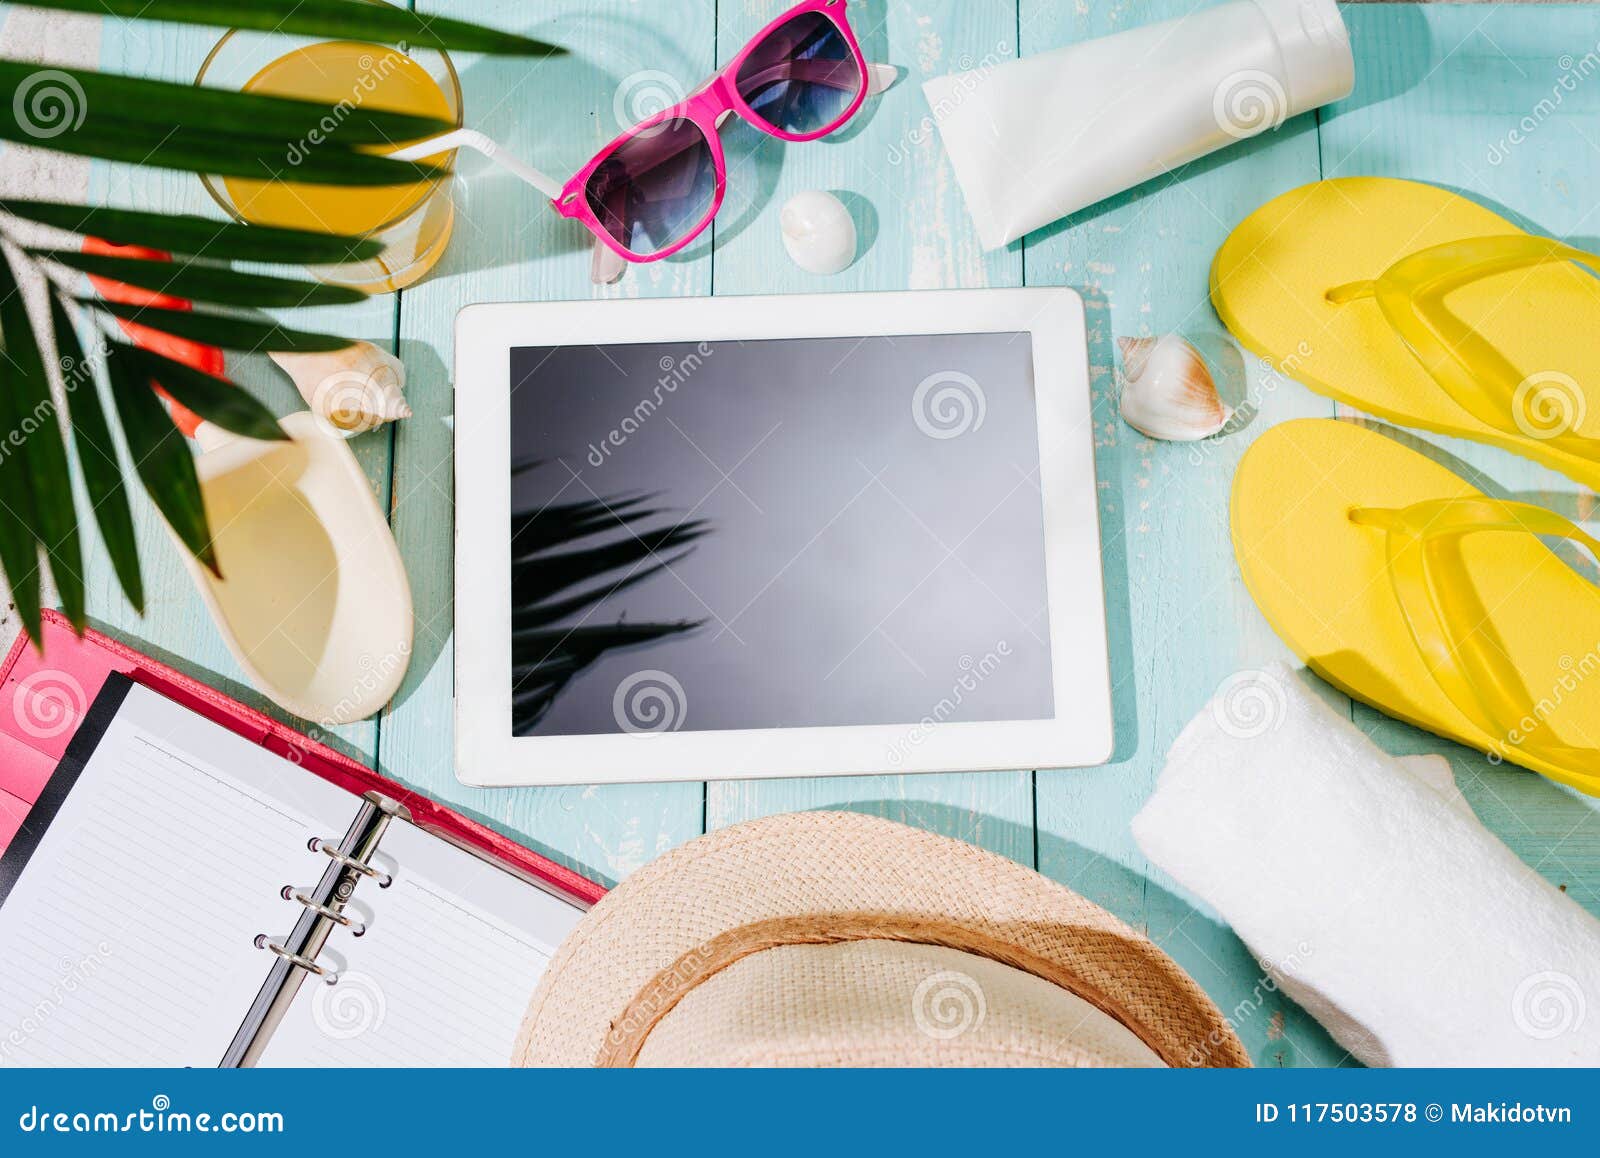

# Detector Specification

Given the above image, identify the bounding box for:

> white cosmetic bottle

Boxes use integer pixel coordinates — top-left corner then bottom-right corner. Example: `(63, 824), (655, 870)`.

(925, 0), (1355, 250)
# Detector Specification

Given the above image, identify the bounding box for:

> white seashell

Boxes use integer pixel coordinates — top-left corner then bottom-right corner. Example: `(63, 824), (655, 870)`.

(271, 342), (411, 439)
(780, 190), (858, 275)
(1117, 335), (1232, 441)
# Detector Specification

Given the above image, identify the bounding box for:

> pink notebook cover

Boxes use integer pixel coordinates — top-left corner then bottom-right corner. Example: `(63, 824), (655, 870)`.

(0, 610), (605, 906)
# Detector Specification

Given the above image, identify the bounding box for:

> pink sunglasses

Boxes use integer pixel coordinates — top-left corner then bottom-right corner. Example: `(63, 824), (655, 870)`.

(554, 0), (888, 277)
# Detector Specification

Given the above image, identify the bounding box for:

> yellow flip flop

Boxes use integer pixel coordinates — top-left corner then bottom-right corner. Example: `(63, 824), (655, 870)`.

(1232, 418), (1600, 797)
(1212, 178), (1600, 491)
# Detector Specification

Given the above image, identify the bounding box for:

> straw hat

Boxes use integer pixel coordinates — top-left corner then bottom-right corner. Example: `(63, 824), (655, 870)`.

(515, 812), (1248, 1067)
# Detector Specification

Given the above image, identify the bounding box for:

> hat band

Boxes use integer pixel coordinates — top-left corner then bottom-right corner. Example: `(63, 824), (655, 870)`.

(596, 912), (1238, 1067)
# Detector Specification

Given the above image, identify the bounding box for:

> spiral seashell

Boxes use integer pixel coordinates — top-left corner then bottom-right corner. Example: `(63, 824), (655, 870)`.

(271, 342), (410, 440)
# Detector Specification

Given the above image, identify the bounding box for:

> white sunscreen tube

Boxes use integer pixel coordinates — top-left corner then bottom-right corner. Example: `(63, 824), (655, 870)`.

(925, 0), (1354, 250)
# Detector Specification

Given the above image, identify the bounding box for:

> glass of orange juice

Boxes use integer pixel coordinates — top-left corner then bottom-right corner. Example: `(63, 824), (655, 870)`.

(196, 9), (462, 294)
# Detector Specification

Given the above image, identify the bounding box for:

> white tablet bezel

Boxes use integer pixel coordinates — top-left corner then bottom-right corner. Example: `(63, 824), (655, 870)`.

(454, 288), (1111, 787)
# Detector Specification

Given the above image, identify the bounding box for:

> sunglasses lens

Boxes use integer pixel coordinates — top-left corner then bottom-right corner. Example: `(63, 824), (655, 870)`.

(585, 119), (717, 257)
(735, 11), (861, 137)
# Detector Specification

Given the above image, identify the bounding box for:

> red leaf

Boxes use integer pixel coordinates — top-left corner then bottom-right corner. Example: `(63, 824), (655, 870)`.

(82, 237), (225, 436)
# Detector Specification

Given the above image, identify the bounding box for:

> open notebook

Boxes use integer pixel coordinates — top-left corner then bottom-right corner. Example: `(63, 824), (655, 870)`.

(0, 674), (584, 1068)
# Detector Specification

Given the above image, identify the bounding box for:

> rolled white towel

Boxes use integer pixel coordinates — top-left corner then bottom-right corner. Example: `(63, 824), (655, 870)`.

(1131, 663), (1600, 1067)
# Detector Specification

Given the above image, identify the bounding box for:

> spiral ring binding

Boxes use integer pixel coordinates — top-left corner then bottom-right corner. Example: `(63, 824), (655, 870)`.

(254, 830), (386, 983)
(261, 938), (339, 984)
(290, 890), (367, 936)
(313, 837), (393, 886)
(229, 803), (403, 1065)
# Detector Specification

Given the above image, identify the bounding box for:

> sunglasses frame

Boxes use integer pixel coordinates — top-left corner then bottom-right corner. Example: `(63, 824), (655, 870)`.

(554, 0), (869, 264)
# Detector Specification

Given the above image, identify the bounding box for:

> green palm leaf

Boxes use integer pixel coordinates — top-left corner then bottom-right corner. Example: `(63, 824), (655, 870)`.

(1, 60), (455, 188)
(0, 338), (45, 641)
(105, 343), (218, 576)
(23, 0), (563, 57)
(0, 109), (446, 188)
(1, 60), (451, 146)
(123, 345), (288, 444)
(0, 250), (85, 629)
(2, 201), (382, 264)
(39, 249), (366, 309)
(86, 300), (353, 353)
(0, 500), (42, 643)
(50, 299), (143, 614)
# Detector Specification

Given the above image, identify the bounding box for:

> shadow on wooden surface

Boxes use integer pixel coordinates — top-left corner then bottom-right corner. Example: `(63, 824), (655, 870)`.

(1326, 4), (1432, 117)
(1080, 286), (1143, 766)
(800, 798), (1353, 1067)
(1022, 115), (1319, 252)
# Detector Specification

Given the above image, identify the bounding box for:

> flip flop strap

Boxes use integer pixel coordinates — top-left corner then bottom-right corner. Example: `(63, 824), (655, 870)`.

(1328, 236), (1600, 461)
(1349, 496), (1600, 778)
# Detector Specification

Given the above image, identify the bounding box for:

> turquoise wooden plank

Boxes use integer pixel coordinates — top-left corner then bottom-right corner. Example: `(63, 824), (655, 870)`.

(1321, 4), (1600, 915)
(78, 20), (398, 764)
(1021, 0), (1343, 1065)
(378, 0), (720, 886)
(702, 0), (1033, 866)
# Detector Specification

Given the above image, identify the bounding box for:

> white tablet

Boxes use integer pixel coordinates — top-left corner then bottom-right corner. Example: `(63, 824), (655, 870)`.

(453, 288), (1111, 787)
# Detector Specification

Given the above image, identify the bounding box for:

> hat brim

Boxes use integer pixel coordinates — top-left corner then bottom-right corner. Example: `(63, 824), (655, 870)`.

(515, 811), (1249, 1067)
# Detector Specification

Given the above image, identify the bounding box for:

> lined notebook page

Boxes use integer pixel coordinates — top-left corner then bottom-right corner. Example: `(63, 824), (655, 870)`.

(258, 818), (583, 1067)
(0, 683), (355, 1067)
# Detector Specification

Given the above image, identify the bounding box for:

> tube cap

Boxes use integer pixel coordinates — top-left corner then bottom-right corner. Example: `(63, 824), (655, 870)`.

(1252, 0), (1356, 114)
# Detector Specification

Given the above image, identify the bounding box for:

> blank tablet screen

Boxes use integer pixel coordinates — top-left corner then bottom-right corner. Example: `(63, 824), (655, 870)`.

(507, 333), (1054, 738)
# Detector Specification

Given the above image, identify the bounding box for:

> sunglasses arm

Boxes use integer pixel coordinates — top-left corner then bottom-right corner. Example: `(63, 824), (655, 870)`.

(591, 237), (628, 285)
(866, 63), (899, 96)
(387, 128), (566, 201)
